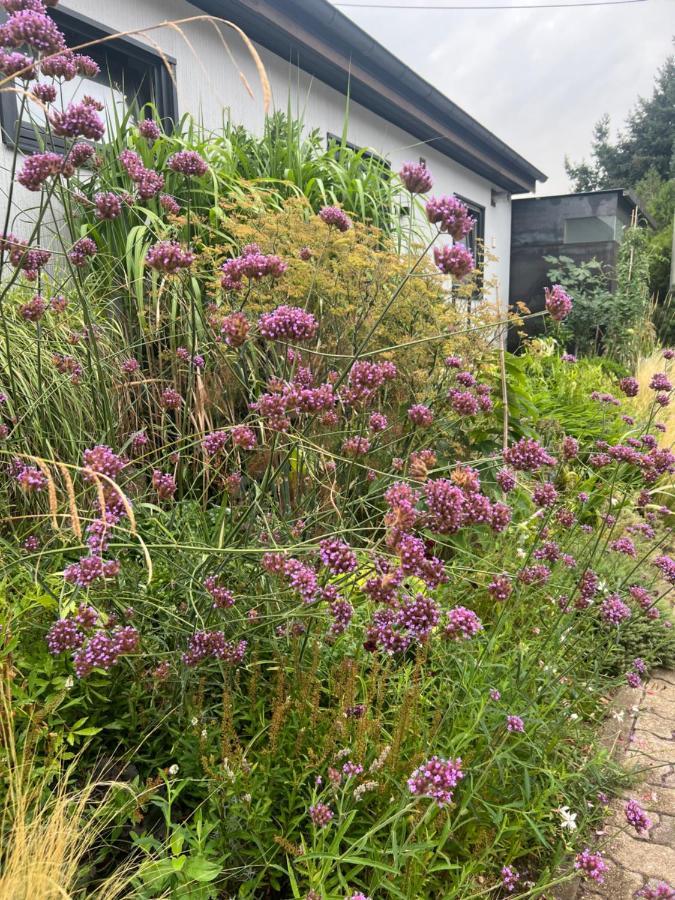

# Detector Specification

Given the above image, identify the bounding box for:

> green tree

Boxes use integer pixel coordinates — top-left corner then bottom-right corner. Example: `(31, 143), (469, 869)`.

(565, 49), (674, 340)
(565, 53), (675, 190)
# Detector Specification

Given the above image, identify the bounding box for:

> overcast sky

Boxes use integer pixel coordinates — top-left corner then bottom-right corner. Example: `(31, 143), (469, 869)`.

(326, 0), (674, 194)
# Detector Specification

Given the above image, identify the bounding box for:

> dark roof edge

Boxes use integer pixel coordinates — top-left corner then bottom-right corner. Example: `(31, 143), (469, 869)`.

(188, 0), (547, 193)
(514, 189), (656, 228)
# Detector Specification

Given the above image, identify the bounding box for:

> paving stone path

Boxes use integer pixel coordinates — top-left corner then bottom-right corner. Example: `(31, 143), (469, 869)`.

(565, 668), (675, 899)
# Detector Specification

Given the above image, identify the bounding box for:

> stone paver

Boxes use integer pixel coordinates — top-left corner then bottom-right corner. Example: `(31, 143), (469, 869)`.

(559, 669), (675, 900)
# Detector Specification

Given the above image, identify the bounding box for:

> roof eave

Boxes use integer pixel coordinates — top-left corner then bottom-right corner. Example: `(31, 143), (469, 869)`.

(187, 0), (546, 193)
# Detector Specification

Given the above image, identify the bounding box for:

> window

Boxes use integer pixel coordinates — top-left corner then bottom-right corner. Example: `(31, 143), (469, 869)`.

(0, 8), (177, 152)
(326, 132), (390, 170)
(455, 195), (485, 265)
(563, 215), (619, 244)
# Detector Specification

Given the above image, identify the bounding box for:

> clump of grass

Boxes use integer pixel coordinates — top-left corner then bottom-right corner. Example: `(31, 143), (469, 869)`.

(633, 350), (675, 446)
(0, 670), (137, 900)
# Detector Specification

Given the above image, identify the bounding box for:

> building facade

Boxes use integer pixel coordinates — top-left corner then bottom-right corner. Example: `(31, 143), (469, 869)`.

(509, 189), (653, 340)
(1, 0), (546, 309)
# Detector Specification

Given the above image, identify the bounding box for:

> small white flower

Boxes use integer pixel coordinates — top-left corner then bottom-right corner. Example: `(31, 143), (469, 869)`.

(64, 675), (74, 690)
(201, 728), (207, 738)
(569, 713), (579, 721)
(168, 764), (179, 776)
(516, 548), (526, 559)
(191, 716), (198, 727)
(558, 806), (578, 831)
(612, 710), (625, 722)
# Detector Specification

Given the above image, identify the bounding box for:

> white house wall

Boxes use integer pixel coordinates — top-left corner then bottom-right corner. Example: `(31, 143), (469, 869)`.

(0, 0), (512, 308)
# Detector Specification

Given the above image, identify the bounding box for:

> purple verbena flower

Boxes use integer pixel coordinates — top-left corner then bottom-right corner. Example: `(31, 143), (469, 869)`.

(166, 149), (208, 177)
(319, 205), (352, 231)
(407, 755), (464, 806)
(574, 848), (608, 883)
(444, 606), (482, 640)
(399, 161), (433, 193)
(433, 244), (474, 279)
(625, 799), (652, 834)
(506, 714), (524, 733)
(544, 284), (572, 321)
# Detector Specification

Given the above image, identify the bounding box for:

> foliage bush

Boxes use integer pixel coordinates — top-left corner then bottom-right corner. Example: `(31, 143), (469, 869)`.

(1, 6), (674, 899)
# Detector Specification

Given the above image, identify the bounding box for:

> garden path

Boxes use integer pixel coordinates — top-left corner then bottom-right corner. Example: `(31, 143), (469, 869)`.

(569, 668), (675, 899)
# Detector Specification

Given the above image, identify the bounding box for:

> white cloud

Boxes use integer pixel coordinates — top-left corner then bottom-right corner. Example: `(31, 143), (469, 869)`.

(326, 0), (675, 192)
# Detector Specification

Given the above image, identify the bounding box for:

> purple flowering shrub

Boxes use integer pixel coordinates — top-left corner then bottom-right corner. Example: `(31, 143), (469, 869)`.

(1, 6), (674, 896)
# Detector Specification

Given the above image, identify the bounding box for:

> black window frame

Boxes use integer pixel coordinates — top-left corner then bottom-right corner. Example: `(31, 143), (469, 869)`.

(0, 7), (178, 153)
(455, 195), (485, 310)
(326, 132), (391, 170)
(455, 194), (485, 266)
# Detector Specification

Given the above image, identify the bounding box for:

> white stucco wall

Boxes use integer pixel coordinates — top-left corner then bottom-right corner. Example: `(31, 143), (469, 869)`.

(0, 0), (512, 307)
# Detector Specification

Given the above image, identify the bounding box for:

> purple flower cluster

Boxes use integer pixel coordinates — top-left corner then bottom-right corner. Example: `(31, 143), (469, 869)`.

(329, 598), (353, 635)
(64, 555), (120, 588)
(46, 617), (84, 654)
(501, 866), (520, 893)
(649, 373), (672, 393)
(624, 799), (652, 834)
(1, 232), (50, 279)
(18, 294), (46, 322)
(496, 468), (516, 493)
(119, 149), (165, 199)
(73, 626), (139, 678)
(506, 714), (524, 733)
(152, 469), (176, 500)
(182, 631), (247, 667)
(138, 118), (162, 141)
(231, 425), (257, 449)
(425, 196), (474, 239)
(407, 755), (464, 806)
(610, 536), (636, 557)
(83, 444), (125, 480)
(423, 477), (509, 535)
(68, 236), (97, 267)
(204, 575), (235, 609)
(309, 802), (334, 827)
(399, 161), (433, 193)
(637, 883), (675, 899)
(532, 482), (558, 508)
(600, 594), (632, 625)
(319, 205), (352, 231)
(544, 284), (573, 321)
(407, 404), (434, 427)
(503, 437), (556, 472)
(50, 97), (104, 140)
(220, 311), (250, 347)
(653, 555), (675, 585)
(619, 376), (639, 397)
(488, 573), (512, 602)
(341, 359), (397, 406)
(220, 243), (288, 290)
(202, 430), (227, 456)
(94, 191), (123, 220)
(18, 151), (71, 191)
(258, 305), (318, 342)
(574, 849), (608, 883)
(444, 606), (482, 640)
(166, 149), (208, 177)
(562, 436), (579, 460)
(319, 538), (357, 574)
(433, 244), (474, 280)
(146, 240), (195, 273)
(0, 7), (66, 54)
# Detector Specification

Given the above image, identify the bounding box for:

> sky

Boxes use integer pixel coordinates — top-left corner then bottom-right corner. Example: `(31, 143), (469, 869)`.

(325, 0), (675, 194)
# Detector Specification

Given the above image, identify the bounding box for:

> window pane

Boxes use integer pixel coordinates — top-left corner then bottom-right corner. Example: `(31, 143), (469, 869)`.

(563, 215), (617, 243)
